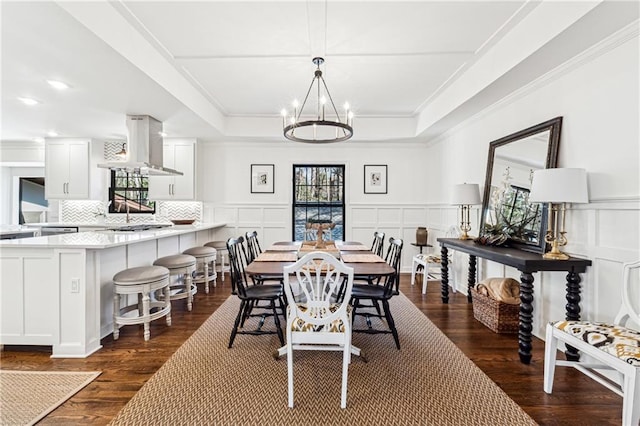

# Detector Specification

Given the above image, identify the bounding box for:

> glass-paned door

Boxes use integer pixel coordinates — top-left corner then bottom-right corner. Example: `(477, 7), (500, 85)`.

(293, 165), (345, 241)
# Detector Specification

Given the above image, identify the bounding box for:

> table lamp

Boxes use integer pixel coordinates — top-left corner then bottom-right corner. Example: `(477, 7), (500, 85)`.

(529, 168), (588, 260)
(451, 183), (481, 240)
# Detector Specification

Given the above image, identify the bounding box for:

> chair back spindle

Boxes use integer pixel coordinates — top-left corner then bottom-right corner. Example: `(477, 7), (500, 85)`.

(371, 231), (385, 257)
(245, 231), (263, 263)
(227, 236), (250, 296)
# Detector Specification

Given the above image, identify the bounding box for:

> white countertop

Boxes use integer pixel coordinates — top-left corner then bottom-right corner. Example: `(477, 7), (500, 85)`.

(0, 222), (226, 249)
(0, 226), (39, 236)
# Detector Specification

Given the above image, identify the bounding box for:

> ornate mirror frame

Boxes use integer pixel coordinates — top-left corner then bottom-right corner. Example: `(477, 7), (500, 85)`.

(479, 117), (562, 253)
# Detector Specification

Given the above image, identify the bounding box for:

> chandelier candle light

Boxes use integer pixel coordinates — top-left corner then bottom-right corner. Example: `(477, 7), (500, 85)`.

(529, 168), (588, 260)
(282, 57), (353, 143)
(451, 183), (482, 240)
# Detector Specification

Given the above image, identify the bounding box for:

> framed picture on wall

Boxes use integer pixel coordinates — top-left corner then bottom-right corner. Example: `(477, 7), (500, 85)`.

(251, 164), (274, 193)
(364, 164), (387, 194)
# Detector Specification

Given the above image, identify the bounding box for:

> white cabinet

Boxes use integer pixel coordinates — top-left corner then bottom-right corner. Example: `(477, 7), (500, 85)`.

(45, 139), (102, 200)
(149, 139), (195, 200)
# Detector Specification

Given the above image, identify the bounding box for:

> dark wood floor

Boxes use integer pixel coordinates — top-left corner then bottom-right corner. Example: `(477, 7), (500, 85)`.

(1, 273), (622, 425)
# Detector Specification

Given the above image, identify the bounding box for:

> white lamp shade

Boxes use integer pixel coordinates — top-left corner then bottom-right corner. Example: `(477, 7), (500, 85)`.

(529, 168), (588, 203)
(451, 183), (481, 205)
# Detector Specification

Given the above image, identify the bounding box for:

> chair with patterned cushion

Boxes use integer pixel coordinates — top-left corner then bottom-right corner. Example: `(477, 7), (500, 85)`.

(411, 253), (455, 294)
(283, 251), (354, 408)
(543, 260), (640, 426)
(411, 226), (457, 294)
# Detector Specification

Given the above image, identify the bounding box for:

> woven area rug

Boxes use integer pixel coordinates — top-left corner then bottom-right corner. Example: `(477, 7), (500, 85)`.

(110, 293), (536, 425)
(0, 370), (101, 425)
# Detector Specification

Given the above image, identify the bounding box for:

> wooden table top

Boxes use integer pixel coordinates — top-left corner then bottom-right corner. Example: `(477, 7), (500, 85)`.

(246, 241), (395, 276)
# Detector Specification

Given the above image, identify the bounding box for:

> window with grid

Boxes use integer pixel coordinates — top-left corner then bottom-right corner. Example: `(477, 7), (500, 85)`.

(108, 170), (155, 214)
(292, 165), (345, 241)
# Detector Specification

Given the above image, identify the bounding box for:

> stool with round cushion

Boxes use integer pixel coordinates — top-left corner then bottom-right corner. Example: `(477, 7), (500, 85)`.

(113, 265), (171, 341)
(153, 254), (197, 311)
(182, 246), (217, 294)
(205, 241), (230, 283)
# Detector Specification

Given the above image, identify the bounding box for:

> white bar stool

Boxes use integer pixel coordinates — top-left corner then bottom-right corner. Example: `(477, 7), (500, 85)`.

(153, 254), (197, 311)
(113, 265), (171, 341)
(205, 241), (230, 282)
(183, 246), (217, 294)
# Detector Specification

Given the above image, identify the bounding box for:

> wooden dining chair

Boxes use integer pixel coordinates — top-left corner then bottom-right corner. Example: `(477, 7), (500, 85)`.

(283, 251), (355, 408)
(543, 260), (640, 426)
(353, 231), (386, 287)
(350, 237), (403, 349)
(371, 231), (385, 257)
(226, 236), (285, 348)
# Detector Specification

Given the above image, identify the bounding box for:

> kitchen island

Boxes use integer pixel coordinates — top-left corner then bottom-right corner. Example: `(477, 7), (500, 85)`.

(0, 222), (225, 357)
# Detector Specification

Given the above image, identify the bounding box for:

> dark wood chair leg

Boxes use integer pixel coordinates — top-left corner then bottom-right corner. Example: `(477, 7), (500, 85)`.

(240, 300), (253, 327)
(271, 300), (284, 346)
(229, 300), (245, 348)
(382, 299), (400, 350)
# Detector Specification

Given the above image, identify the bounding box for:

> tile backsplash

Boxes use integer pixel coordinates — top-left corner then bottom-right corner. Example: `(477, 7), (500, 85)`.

(60, 200), (202, 224)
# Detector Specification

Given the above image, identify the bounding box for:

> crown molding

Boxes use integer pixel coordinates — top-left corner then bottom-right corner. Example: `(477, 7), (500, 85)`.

(426, 20), (639, 148)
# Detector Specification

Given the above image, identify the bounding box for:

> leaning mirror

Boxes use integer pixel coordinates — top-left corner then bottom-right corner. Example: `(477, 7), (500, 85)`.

(479, 117), (562, 253)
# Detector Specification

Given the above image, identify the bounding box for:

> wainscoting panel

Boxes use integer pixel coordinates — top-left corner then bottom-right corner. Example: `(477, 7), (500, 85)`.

(351, 207), (377, 226)
(597, 209), (640, 251)
(403, 207), (427, 224)
(237, 207), (264, 226)
(377, 207), (402, 225)
(263, 207), (289, 226)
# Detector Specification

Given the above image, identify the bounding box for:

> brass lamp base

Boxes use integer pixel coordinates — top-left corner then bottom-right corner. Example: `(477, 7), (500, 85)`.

(543, 251), (570, 260)
(543, 240), (570, 260)
(458, 231), (473, 240)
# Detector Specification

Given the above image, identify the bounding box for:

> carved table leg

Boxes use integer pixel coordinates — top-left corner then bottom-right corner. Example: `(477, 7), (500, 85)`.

(440, 246), (449, 303)
(518, 272), (535, 364)
(565, 271), (582, 361)
(467, 255), (476, 303)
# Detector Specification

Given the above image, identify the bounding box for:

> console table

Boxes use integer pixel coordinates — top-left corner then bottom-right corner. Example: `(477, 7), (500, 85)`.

(436, 238), (592, 364)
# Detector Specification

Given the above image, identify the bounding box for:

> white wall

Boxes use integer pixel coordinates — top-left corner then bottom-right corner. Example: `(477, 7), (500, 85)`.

(424, 29), (639, 339)
(198, 140), (434, 270)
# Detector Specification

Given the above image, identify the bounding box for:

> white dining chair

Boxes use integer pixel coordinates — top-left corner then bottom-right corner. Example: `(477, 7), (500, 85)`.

(283, 251), (354, 409)
(543, 260), (640, 426)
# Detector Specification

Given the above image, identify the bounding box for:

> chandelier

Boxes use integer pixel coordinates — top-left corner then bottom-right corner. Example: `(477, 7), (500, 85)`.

(281, 57), (353, 143)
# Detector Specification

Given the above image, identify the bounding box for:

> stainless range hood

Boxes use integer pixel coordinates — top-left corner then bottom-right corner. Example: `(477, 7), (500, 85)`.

(98, 115), (183, 176)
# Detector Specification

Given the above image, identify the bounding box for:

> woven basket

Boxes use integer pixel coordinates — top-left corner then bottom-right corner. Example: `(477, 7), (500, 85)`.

(471, 287), (520, 334)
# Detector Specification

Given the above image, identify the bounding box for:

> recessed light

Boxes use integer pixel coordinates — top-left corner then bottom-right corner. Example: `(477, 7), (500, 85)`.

(159, 132), (167, 137)
(47, 80), (70, 90)
(33, 137), (45, 143)
(18, 97), (40, 106)
(47, 130), (59, 137)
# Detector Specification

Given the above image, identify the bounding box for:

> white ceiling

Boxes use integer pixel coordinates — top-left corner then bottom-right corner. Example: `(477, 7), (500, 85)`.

(1, 1), (637, 144)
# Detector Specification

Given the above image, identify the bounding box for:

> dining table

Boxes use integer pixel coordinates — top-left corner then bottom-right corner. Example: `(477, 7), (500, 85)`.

(245, 240), (395, 277)
(245, 240), (395, 361)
